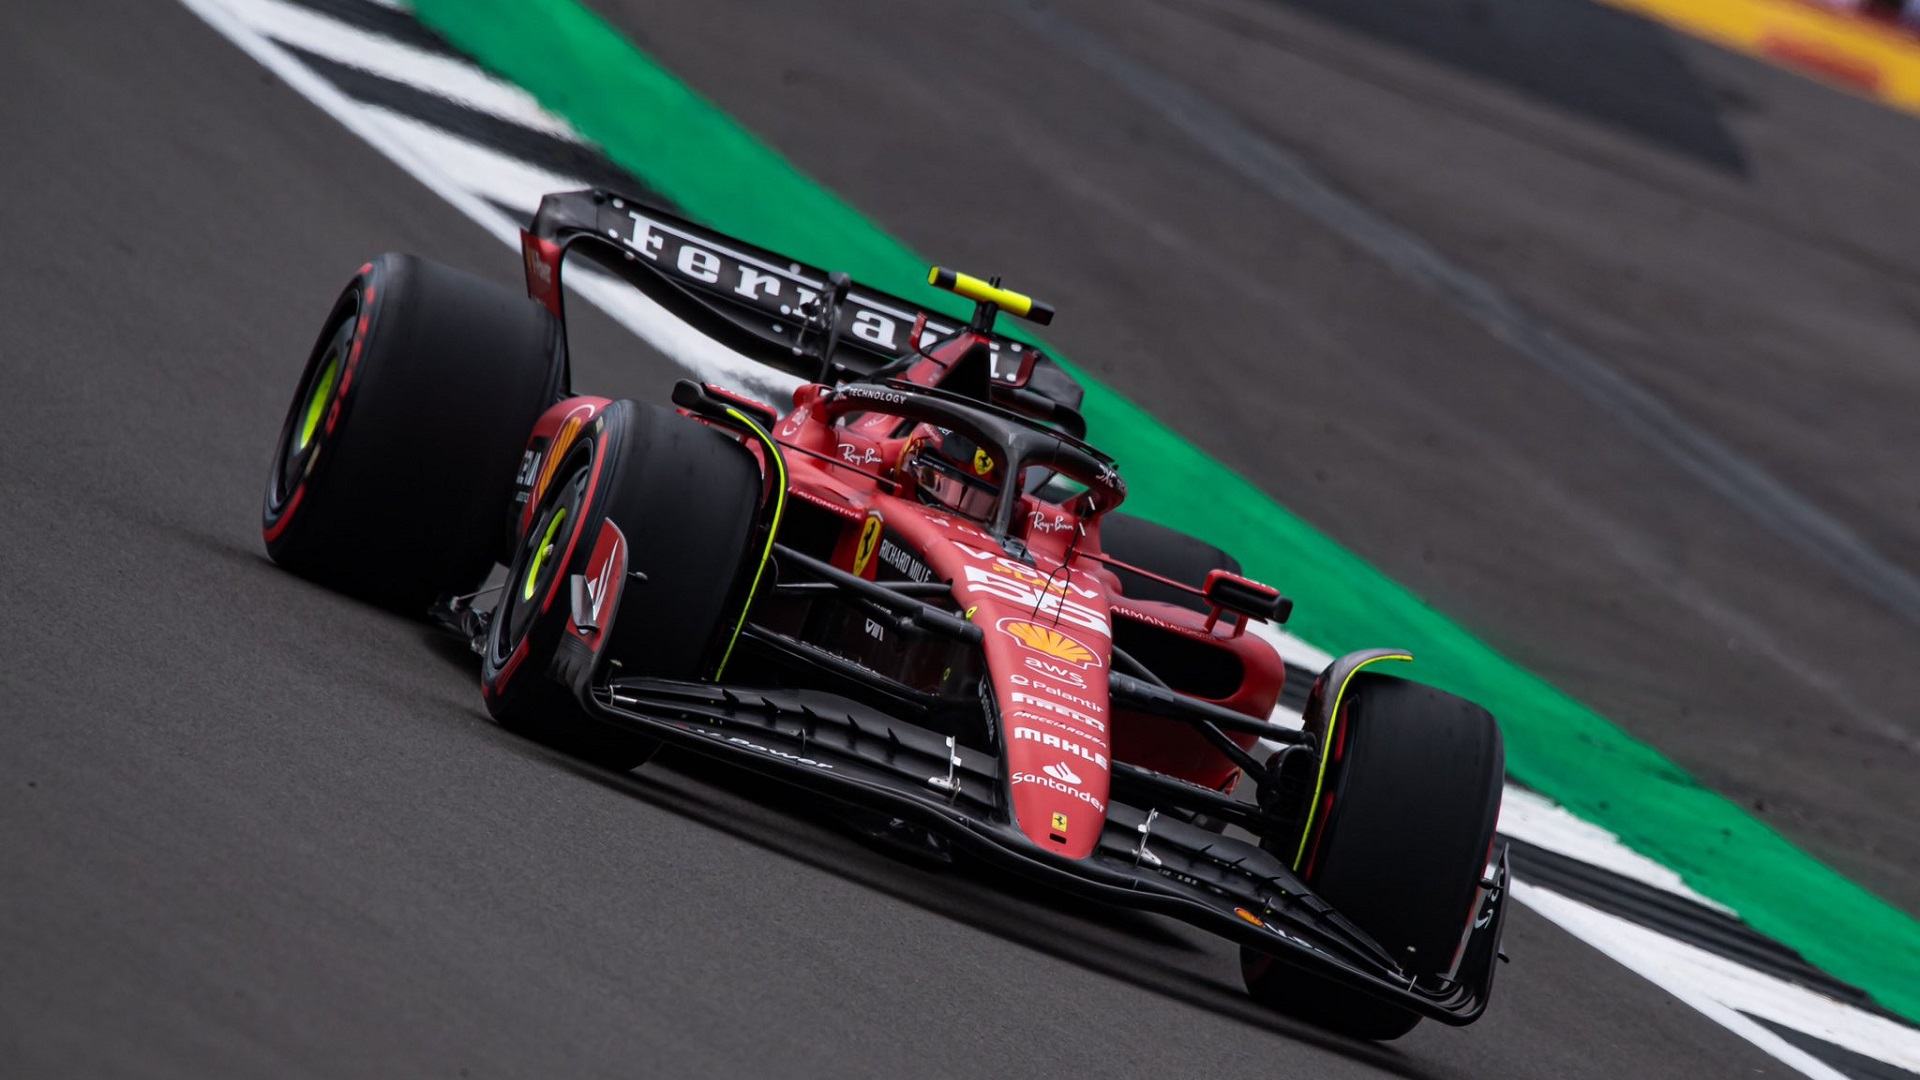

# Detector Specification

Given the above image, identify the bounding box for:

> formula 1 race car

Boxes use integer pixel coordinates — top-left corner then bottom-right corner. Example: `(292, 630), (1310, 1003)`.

(260, 188), (1509, 1040)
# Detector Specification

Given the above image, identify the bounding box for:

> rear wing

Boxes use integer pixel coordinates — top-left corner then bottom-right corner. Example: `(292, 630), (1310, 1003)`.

(520, 189), (1082, 409)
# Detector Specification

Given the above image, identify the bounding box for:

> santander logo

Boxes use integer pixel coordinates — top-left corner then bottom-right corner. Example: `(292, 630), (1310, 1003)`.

(1043, 761), (1083, 785)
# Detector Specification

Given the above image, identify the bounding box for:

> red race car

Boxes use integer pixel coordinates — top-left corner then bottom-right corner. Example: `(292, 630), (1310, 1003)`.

(261, 189), (1509, 1040)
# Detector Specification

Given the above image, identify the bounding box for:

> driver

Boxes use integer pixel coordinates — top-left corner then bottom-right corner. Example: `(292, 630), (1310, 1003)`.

(899, 428), (1000, 521)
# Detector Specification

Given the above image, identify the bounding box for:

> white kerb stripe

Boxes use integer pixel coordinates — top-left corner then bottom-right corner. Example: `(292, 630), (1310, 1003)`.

(215, 0), (578, 138)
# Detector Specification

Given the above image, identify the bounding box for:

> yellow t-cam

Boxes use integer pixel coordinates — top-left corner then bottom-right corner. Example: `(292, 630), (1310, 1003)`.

(928, 267), (1056, 327)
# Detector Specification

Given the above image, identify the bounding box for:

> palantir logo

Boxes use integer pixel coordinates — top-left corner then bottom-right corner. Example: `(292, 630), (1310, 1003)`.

(1043, 761), (1083, 785)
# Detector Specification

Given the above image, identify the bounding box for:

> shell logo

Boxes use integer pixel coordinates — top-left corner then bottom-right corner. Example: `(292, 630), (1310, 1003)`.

(999, 619), (1100, 669)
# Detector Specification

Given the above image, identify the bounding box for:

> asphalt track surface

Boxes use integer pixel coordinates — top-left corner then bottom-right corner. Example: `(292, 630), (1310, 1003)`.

(0, 1), (1907, 1078)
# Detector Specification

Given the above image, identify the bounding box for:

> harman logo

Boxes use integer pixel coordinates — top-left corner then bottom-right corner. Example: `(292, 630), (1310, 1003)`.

(1043, 760), (1083, 784)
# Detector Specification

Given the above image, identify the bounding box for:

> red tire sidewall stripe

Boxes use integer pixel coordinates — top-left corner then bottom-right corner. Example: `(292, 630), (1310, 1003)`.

(264, 272), (376, 544)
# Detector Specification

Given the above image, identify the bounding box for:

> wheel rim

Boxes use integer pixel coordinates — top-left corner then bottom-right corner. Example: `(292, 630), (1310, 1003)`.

(493, 446), (592, 664)
(270, 299), (357, 513)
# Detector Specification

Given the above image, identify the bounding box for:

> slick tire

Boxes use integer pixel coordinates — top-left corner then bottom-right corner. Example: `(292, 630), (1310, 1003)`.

(1098, 512), (1241, 614)
(262, 254), (565, 612)
(480, 400), (761, 771)
(1242, 674), (1504, 1040)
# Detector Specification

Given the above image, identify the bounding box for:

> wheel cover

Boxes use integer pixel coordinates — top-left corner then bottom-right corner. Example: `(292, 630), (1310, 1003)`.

(493, 448), (592, 664)
(270, 300), (357, 513)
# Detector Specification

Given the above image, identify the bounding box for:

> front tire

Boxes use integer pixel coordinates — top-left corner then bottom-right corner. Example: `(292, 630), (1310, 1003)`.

(262, 254), (564, 611)
(480, 400), (762, 770)
(1242, 673), (1504, 1039)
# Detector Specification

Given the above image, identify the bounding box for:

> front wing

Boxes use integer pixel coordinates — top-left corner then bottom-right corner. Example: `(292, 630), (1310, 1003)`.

(581, 677), (1509, 1025)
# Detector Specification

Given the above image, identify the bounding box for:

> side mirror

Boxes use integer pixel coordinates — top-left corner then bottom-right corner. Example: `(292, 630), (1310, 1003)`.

(1202, 569), (1291, 630)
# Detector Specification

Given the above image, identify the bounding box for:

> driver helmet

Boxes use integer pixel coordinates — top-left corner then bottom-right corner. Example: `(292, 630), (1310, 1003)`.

(901, 428), (1000, 520)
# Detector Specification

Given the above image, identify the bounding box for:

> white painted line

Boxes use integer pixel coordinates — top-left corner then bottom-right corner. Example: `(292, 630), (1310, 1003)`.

(1521, 882), (1920, 1076)
(1498, 787), (1733, 911)
(215, 0), (578, 138)
(359, 106), (584, 213)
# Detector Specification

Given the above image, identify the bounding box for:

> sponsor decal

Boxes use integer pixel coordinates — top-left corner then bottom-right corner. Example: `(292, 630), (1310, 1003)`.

(837, 442), (883, 468)
(1023, 656), (1088, 687)
(515, 446), (543, 487)
(1111, 603), (1221, 642)
(1007, 710), (1101, 743)
(877, 538), (933, 583)
(1027, 510), (1074, 535)
(1008, 675), (1104, 715)
(1043, 760), (1083, 784)
(972, 447), (995, 477)
(533, 405), (593, 505)
(683, 724), (834, 770)
(522, 241), (553, 286)
(998, 619), (1103, 667)
(954, 545), (1100, 599)
(840, 384), (907, 406)
(726, 735), (832, 770)
(512, 434), (553, 519)
(969, 572), (1109, 635)
(1014, 726), (1108, 770)
(619, 213), (947, 355)
(626, 211), (824, 306)
(1012, 771), (1103, 811)
(1012, 694), (1106, 734)
(791, 487), (864, 521)
(1051, 811), (1070, 835)
(852, 512), (884, 577)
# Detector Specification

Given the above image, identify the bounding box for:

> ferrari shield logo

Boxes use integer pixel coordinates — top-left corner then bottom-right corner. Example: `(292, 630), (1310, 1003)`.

(852, 512), (884, 577)
(1050, 811), (1069, 834)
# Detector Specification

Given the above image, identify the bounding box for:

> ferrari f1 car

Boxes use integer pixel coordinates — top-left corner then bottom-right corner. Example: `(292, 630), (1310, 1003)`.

(261, 188), (1509, 1040)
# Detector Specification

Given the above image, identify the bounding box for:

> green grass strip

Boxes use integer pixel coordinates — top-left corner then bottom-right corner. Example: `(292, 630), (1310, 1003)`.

(413, 0), (1920, 1021)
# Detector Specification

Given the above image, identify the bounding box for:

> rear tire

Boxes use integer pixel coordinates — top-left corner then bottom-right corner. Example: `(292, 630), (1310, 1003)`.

(480, 400), (761, 770)
(1099, 513), (1240, 614)
(1242, 673), (1504, 1039)
(262, 254), (564, 612)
